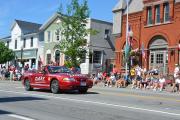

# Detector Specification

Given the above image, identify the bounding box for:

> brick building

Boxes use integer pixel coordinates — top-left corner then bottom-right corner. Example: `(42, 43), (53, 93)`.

(113, 0), (180, 74)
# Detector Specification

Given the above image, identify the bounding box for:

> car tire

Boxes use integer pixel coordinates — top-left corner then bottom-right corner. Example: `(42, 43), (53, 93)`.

(79, 88), (88, 94)
(51, 80), (59, 94)
(24, 79), (33, 91)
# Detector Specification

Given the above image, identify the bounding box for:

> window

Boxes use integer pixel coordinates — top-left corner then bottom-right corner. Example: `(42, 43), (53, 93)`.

(156, 53), (163, 64)
(30, 37), (33, 47)
(150, 53), (154, 64)
(23, 38), (26, 48)
(7, 41), (9, 48)
(104, 29), (110, 39)
(89, 52), (93, 63)
(147, 7), (152, 25)
(47, 31), (51, 42)
(81, 50), (86, 63)
(65, 55), (70, 61)
(164, 3), (170, 22)
(15, 40), (17, 49)
(93, 51), (102, 63)
(55, 29), (60, 41)
(155, 5), (160, 23)
(46, 54), (51, 64)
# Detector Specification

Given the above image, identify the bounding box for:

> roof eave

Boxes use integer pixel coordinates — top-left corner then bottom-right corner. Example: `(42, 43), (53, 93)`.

(40, 13), (62, 31)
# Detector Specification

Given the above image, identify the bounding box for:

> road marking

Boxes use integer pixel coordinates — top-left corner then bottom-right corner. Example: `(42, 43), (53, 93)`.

(0, 89), (180, 117)
(97, 91), (180, 102)
(8, 114), (35, 120)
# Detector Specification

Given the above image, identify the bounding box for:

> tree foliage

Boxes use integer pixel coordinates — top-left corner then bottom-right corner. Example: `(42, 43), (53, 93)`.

(57, 0), (97, 67)
(0, 42), (15, 64)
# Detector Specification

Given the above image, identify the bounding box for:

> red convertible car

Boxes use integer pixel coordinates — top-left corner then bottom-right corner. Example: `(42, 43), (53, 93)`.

(22, 66), (93, 94)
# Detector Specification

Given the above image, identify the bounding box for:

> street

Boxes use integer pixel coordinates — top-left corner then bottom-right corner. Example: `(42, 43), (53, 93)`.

(0, 81), (180, 120)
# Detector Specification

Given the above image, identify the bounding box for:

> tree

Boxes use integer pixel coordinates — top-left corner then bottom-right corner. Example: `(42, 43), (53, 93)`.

(57, 0), (97, 68)
(0, 42), (15, 64)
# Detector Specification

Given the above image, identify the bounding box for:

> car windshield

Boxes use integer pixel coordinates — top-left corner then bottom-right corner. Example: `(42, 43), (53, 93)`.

(47, 66), (72, 74)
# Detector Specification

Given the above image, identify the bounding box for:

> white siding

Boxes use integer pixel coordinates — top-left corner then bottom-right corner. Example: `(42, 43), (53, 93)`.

(10, 23), (22, 50)
(10, 22), (44, 69)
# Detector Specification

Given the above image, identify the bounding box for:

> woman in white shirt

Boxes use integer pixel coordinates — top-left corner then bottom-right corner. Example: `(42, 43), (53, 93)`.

(159, 73), (165, 91)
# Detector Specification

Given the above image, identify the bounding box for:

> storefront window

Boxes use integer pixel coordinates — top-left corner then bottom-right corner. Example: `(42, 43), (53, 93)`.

(93, 51), (102, 63)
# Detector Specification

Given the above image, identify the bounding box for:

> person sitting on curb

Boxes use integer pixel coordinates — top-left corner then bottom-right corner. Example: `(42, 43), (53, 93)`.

(115, 75), (127, 88)
(140, 73), (148, 90)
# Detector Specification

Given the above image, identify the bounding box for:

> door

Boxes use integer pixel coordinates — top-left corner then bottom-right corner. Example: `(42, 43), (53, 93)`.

(33, 68), (49, 88)
(149, 50), (168, 74)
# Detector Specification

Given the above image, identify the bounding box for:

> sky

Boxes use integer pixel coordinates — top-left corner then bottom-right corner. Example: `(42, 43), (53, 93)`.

(0, 0), (119, 38)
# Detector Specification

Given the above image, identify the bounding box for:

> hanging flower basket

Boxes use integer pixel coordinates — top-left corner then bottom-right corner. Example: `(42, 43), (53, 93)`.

(130, 50), (140, 56)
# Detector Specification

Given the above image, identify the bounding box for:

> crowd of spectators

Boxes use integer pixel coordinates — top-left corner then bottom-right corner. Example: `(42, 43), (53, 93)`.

(92, 64), (180, 93)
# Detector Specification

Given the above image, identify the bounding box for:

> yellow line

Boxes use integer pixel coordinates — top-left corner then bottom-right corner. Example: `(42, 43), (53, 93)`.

(91, 90), (180, 102)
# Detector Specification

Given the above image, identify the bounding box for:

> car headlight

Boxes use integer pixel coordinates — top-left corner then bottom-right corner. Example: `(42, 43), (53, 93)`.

(63, 77), (75, 81)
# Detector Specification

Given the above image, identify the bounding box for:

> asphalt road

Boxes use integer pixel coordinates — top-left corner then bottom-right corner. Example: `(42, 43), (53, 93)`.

(0, 81), (180, 120)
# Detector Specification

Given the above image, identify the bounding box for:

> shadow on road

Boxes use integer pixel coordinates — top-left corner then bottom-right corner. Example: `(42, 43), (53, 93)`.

(33, 89), (99, 95)
(0, 110), (11, 115)
(0, 96), (47, 103)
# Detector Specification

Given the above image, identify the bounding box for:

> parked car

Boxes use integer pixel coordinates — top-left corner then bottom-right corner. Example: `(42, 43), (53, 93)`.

(22, 65), (93, 94)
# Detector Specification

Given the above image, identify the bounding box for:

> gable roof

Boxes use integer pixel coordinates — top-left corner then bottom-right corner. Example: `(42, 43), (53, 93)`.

(40, 12), (62, 31)
(0, 36), (11, 42)
(124, 0), (144, 14)
(11, 20), (42, 34)
(112, 0), (127, 12)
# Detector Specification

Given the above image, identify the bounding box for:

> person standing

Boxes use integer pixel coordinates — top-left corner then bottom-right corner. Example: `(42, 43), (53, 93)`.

(174, 64), (179, 79)
(9, 65), (14, 81)
(171, 64), (180, 92)
(113, 65), (118, 80)
(0, 67), (2, 80)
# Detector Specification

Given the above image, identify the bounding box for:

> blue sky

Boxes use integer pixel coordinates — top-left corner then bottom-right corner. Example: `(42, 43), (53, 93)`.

(0, 0), (119, 38)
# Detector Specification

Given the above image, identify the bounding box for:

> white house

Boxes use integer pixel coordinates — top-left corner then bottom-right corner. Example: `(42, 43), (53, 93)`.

(9, 20), (44, 69)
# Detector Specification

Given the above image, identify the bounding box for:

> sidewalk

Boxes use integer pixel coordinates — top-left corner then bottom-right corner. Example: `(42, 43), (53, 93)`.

(93, 82), (180, 98)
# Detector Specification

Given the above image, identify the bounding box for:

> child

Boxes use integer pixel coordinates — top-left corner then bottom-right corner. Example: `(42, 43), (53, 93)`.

(140, 74), (148, 90)
(158, 73), (165, 91)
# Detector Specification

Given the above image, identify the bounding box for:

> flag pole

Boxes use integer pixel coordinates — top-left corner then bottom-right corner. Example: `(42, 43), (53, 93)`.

(125, 0), (129, 78)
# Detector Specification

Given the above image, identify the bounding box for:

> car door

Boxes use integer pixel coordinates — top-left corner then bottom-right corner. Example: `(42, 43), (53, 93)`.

(33, 68), (48, 88)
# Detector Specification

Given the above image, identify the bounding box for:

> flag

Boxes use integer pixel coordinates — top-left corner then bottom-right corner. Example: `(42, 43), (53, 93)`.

(125, 26), (131, 60)
(141, 43), (146, 61)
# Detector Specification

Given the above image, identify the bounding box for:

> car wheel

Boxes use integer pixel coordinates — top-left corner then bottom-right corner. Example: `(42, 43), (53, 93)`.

(79, 88), (88, 94)
(24, 79), (33, 91)
(51, 80), (59, 94)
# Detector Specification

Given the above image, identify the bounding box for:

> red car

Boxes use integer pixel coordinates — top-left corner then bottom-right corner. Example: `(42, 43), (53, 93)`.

(22, 66), (93, 94)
